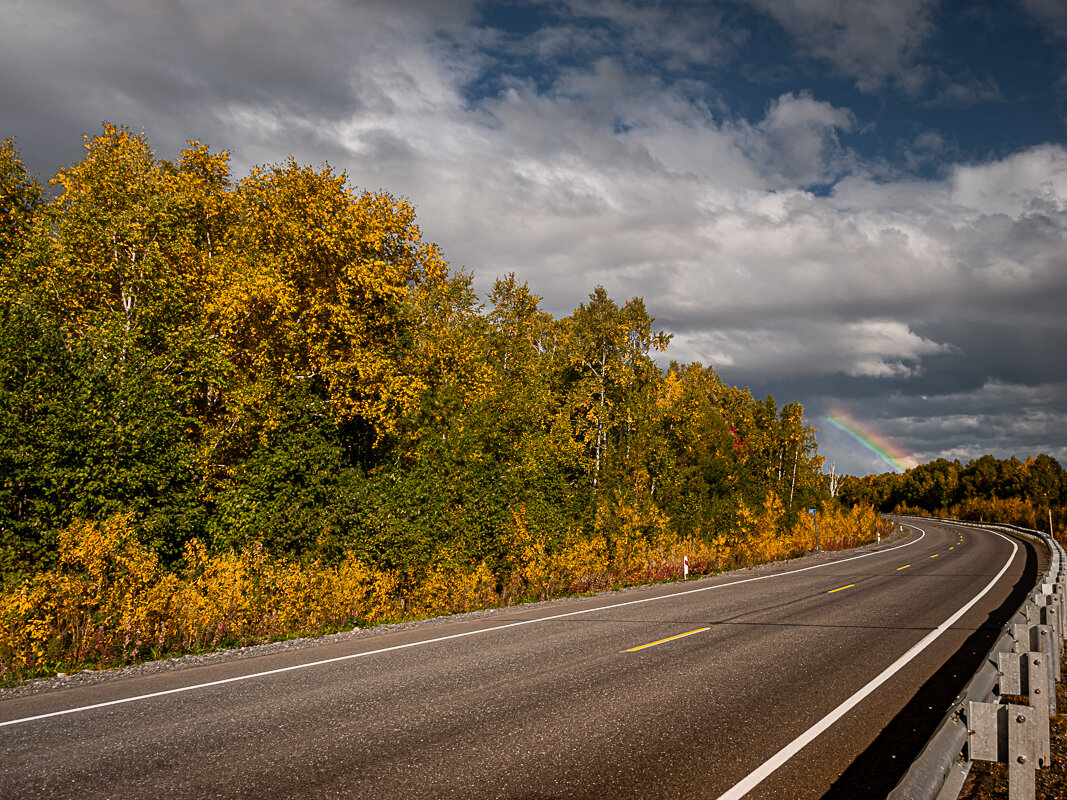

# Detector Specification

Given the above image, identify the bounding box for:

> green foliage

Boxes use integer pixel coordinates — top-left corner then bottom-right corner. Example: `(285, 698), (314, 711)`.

(0, 127), (834, 594)
(839, 454), (1067, 537)
(205, 403), (362, 559)
(0, 137), (43, 282)
(0, 300), (204, 581)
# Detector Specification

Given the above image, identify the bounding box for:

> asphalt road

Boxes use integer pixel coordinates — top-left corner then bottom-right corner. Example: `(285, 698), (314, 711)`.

(0, 521), (1039, 799)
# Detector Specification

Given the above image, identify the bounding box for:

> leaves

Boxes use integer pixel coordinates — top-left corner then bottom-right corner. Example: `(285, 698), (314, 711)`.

(208, 159), (442, 448)
(1, 128), (854, 673)
(840, 453), (1066, 535)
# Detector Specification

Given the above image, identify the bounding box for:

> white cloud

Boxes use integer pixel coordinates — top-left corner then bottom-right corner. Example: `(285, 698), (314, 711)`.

(4, 0), (1067, 476)
(669, 319), (952, 381)
(734, 92), (856, 187)
(950, 145), (1067, 216)
(1021, 0), (1067, 40)
(750, 0), (938, 91)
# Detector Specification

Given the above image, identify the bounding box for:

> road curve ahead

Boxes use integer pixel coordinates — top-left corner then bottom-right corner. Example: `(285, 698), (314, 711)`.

(0, 521), (1039, 799)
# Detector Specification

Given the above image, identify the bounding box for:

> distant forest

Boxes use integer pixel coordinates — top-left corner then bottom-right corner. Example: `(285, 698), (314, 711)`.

(838, 454), (1066, 537)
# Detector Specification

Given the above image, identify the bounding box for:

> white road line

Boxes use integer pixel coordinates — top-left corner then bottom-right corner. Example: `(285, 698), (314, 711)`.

(712, 528), (1018, 800)
(0, 527), (927, 729)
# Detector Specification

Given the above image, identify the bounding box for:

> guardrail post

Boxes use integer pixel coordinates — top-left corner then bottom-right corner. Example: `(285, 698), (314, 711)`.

(1026, 654), (1051, 768)
(1039, 607), (1061, 676)
(1033, 626), (1056, 707)
(997, 650), (1022, 695)
(1048, 588), (1065, 640)
(1042, 591), (1061, 631)
(1012, 622), (1034, 654)
(967, 700), (1043, 800)
(1007, 708), (1039, 800)
(967, 701), (1004, 763)
(965, 602), (1055, 800)
(966, 693), (1048, 799)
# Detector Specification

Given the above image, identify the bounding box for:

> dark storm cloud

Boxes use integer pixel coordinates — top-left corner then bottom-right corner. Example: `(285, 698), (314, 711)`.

(1, 0), (472, 173)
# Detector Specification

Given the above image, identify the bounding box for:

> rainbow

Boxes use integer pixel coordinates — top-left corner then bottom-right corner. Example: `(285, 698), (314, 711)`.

(825, 407), (915, 473)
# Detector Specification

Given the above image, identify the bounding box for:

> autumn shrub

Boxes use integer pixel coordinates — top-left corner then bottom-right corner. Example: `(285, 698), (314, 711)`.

(0, 514), (176, 678)
(804, 503), (888, 551)
(730, 491), (790, 565)
(501, 505), (555, 602)
(410, 559), (498, 617)
(0, 515), (400, 682)
(728, 500), (885, 567)
(1, 500), (891, 683)
(951, 497), (1039, 529)
(496, 496), (887, 605)
(167, 540), (400, 651)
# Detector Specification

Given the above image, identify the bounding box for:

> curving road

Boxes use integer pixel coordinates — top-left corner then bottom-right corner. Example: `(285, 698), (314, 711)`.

(0, 521), (1040, 799)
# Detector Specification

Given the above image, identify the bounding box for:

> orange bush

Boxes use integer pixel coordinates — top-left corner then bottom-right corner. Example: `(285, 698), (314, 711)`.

(1, 501), (889, 682)
(0, 516), (399, 682)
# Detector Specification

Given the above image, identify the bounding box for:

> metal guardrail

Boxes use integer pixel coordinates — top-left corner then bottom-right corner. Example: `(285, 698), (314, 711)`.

(887, 518), (1066, 800)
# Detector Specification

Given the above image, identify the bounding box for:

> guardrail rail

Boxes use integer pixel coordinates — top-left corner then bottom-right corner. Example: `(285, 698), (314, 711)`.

(887, 518), (1066, 800)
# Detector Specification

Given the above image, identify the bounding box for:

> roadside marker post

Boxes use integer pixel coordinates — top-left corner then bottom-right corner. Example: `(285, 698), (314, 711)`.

(683, 555), (689, 580)
(808, 508), (819, 551)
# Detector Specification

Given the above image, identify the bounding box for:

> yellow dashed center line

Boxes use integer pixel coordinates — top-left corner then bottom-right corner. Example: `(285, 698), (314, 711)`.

(626, 627), (710, 652)
(897, 564), (910, 570)
(827, 584), (855, 594)
(931, 553), (939, 558)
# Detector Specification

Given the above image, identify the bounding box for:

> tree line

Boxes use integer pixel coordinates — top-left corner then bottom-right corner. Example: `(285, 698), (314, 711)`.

(0, 127), (901, 678)
(0, 125), (837, 581)
(838, 454), (1066, 537)
(0, 125), (841, 587)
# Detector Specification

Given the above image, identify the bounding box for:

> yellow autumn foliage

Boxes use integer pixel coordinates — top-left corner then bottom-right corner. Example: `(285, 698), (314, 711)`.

(410, 560), (498, 617)
(0, 502), (888, 683)
(0, 515), (399, 681)
(207, 160), (445, 445)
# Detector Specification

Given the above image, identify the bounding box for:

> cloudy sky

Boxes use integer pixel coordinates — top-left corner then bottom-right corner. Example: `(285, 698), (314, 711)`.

(3, 0), (1066, 476)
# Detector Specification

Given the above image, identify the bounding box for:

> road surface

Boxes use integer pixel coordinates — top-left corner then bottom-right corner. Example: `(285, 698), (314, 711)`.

(0, 520), (1039, 798)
